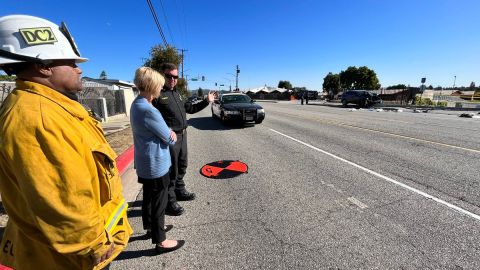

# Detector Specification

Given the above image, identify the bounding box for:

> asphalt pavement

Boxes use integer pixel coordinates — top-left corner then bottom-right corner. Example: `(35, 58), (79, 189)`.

(111, 101), (480, 269)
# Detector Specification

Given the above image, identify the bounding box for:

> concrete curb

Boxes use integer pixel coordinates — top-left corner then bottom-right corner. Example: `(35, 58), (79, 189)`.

(116, 146), (143, 204)
(116, 145), (134, 175)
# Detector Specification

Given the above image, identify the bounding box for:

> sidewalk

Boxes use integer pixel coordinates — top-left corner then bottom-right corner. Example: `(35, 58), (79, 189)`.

(100, 115), (140, 203)
(102, 115), (132, 136)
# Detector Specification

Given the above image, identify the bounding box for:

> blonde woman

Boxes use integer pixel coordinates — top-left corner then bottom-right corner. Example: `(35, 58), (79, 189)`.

(130, 67), (184, 254)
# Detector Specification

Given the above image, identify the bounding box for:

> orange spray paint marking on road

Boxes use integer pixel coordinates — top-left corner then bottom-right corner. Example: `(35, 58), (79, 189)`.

(200, 160), (248, 179)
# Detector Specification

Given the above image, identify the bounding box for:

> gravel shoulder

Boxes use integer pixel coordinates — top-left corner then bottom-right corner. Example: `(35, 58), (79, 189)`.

(105, 127), (133, 156)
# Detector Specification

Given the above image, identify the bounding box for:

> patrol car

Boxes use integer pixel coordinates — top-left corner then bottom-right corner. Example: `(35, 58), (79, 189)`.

(211, 93), (265, 124)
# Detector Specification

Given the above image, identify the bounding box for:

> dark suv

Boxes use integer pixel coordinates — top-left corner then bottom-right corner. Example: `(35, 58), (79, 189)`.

(341, 90), (382, 107)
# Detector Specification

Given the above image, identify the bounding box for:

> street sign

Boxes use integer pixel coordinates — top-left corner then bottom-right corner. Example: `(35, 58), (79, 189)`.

(191, 78), (198, 81)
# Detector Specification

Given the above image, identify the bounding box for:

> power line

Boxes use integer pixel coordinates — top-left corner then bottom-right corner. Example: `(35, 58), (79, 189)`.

(146, 0), (168, 46)
(147, 0), (168, 46)
(174, 0), (188, 49)
(157, 0), (175, 46)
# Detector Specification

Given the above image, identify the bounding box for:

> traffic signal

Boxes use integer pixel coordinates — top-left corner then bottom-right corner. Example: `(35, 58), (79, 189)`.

(215, 83), (217, 86)
(202, 76), (205, 81)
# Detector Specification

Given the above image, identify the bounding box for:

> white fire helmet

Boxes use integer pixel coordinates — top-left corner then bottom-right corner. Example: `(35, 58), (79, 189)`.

(0, 15), (88, 66)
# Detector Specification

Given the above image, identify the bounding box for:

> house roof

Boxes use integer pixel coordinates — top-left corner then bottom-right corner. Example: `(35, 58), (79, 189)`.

(246, 86), (290, 93)
(82, 77), (135, 87)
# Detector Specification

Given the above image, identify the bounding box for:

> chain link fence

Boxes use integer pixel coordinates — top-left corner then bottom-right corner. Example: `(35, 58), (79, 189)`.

(0, 82), (15, 106)
(78, 87), (126, 120)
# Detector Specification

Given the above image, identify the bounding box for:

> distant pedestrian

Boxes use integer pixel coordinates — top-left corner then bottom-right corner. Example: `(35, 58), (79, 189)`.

(152, 63), (215, 216)
(0, 15), (132, 269)
(130, 67), (185, 254)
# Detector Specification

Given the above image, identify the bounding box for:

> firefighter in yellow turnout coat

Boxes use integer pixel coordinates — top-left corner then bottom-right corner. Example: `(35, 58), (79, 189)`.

(0, 15), (132, 269)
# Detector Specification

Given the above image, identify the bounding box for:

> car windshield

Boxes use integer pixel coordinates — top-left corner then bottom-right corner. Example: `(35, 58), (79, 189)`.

(222, 95), (251, 104)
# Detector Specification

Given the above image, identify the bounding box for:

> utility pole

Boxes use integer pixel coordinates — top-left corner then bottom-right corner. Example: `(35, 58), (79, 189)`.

(177, 48), (188, 79)
(235, 65), (240, 90)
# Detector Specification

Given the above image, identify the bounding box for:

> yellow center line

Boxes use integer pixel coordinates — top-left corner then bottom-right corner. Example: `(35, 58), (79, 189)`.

(276, 111), (480, 154)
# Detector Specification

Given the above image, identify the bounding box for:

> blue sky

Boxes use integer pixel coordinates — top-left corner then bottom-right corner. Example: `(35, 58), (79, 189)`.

(2, 0), (479, 90)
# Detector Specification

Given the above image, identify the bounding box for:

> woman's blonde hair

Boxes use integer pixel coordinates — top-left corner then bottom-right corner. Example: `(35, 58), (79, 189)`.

(134, 67), (165, 98)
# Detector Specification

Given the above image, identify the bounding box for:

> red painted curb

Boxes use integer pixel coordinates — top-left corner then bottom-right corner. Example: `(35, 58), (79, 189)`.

(0, 265), (12, 270)
(116, 145), (134, 175)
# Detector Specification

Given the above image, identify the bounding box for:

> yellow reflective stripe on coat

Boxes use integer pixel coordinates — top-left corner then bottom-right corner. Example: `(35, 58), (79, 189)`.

(104, 199), (128, 234)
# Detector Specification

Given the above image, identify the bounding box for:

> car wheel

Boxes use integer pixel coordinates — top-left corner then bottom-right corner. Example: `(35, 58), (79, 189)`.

(342, 99), (347, 107)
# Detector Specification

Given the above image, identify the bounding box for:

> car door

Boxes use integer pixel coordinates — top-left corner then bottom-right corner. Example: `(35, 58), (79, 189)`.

(212, 99), (220, 117)
(344, 91), (354, 103)
(352, 91), (362, 104)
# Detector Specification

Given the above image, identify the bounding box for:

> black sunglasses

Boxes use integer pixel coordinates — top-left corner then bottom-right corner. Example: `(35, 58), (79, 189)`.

(164, 74), (179, 80)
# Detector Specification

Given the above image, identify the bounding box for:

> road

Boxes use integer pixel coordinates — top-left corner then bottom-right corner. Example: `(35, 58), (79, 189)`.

(112, 102), (480, 269)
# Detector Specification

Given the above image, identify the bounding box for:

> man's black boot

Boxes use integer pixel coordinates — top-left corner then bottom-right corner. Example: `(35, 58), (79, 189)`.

(175, 190), (196, 201)
(165, 202), (184, 216)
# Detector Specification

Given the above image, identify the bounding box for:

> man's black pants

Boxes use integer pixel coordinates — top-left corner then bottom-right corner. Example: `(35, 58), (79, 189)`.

(168, 130), (188, 203)
(139, 174), (170, 244)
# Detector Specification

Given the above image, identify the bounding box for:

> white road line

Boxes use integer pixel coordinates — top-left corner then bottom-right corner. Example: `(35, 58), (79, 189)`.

(270, 128), (480, 222)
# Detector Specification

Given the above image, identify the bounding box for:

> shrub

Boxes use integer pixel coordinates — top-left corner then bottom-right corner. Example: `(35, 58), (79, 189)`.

(423, 98), (433, 105)
(415, 96), (423, 105)
(436, 101), (447, 107)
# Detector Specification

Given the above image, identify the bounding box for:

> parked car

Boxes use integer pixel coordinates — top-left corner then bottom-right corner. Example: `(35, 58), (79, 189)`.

(341, 90), (382, 107)
(187, 95), (199, 103)
(211, 93), (265, 124)
(306, 90), (318, 100)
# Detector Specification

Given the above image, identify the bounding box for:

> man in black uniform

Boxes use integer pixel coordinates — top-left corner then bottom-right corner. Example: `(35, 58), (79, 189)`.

(153, 63), (215, 216)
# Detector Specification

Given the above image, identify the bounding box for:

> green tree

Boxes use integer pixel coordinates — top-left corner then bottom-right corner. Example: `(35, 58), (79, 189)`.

(197, 88), (203, 97)
(278, 80), (292, 89)
(386, 84), (407, 90)
(99, 70), (107, 80)
(322, 72), (340, 95)
(144, 44), (182, 72)
(427, 85), (434, 90)
(144, 44), (187, 96)
(470, 81), (476, 90)
(0, 74), (16, 81)
(176, 78), (189, 97)
(339, 66), (356, 90)
(339, 66), (380, 90)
